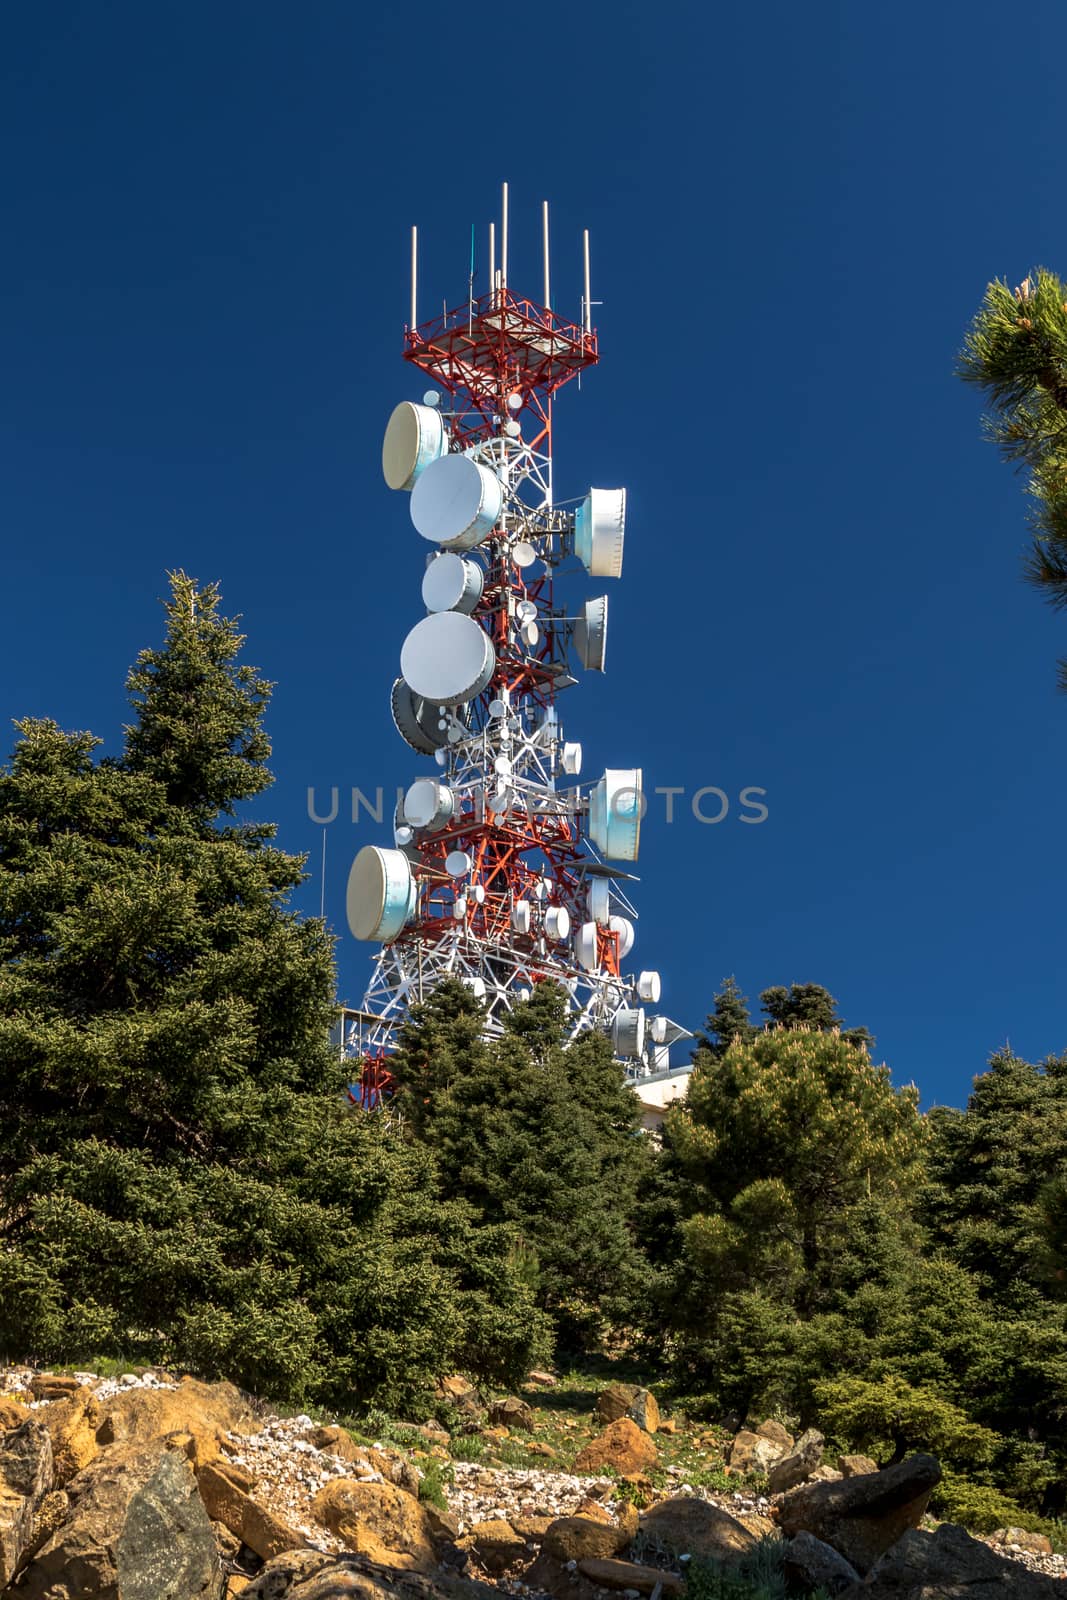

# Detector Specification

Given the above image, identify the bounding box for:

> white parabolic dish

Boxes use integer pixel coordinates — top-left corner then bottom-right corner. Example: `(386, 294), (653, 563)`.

(410, 452), (504, 549)
(422, 552), (484, 614)
(382, 401), (448, 492)
(588, 768), (643, 861)
(347, 845), (417, 942)
(575, 487), (626, 578)
(400, 612), (496, 706)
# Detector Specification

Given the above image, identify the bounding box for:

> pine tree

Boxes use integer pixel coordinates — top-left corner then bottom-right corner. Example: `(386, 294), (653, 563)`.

(759, 981), (873, 1048)
(694, 975), (755, 1059)
(0, 577), (547, 1404)
(960, 269), (1067, 685)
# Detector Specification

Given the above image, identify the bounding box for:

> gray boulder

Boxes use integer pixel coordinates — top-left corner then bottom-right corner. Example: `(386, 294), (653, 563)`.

(0, 1419), (54, 1584)
(243, 1550), (503, 1600)
(777, 1452), (941, 1575)
(782, 1532), (861, 1596)
(838, 1521), (1065, 1597)
(18, 1446), (223, 1599)
(767, 1427), (824, 1493)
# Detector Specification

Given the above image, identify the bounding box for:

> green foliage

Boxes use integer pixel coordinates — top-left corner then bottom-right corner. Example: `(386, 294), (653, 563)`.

(758, 982), (872, 1049)
(960, 269), (1067, 681)
(417, 1459), (453, 1512)
(394, 978), (651, 1350)
(694, 976), (755, 1059)
(0, 576), (548, 1410)
(813, 1375), (998, 1467)
(684, 1538), (829, 1600)
(449, 1434), (485, 1463)
(931, 1471), (1062, 1542)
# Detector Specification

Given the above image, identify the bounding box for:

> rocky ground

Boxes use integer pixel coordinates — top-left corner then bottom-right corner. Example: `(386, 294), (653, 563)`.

(0, 1365), (1062, 1598)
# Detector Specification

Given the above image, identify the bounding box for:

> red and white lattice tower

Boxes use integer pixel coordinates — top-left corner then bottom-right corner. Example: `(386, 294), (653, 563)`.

(344, 188), (690, 1108)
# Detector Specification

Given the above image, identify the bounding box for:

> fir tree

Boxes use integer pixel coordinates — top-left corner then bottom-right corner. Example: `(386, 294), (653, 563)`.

(760, 981), (873, 1048)
(0, 577), (547, 1404)
(694, 975), (755, 1059)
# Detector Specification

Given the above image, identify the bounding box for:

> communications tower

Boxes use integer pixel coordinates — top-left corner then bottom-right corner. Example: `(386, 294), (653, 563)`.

(344, 186), (689, 1106)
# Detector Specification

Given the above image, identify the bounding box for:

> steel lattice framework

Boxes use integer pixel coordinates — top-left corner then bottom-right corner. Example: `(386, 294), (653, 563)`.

(344, 211), (689, 1107)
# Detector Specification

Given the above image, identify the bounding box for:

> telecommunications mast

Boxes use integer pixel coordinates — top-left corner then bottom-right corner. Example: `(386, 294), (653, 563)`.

(344, 185), (690, 1106)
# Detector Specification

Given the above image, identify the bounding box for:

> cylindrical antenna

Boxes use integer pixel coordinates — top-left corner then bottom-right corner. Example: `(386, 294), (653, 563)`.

(501, 181), (509, 290)
(410, 225), (418, 330)
(542, 200), (551, 309)
(489, 221), (496, 306)
(583, 228), (591, 333)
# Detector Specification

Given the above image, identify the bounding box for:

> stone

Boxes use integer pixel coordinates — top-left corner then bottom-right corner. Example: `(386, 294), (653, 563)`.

(839, 1453), (879, 1478)
(656, 1418), (678, 1435)
(575, 1497), (613, 1524)
(165, 1428), (224, 1471)
(727, 1428), (785, 1474)
(28, 1374), (83, 1403)
(20, 1445), (223, 1600)
(577, 1559), (685, 1595)
(488, 1396), (534, 1431)
(594, 1384), (660, 1435)
(365, 1446), (421, 1496)
(990, 1526), (1054, 1554)
(460, 1518), (527, 1574)
(310, 1478), (435, 1571)
(0, 1420), (54, 1585)
(838, 1522), (1065, 1598)
(782, 1532), (861, 1596)
(306, 1424), (363, 1463)
(811, 1465), (844, 1482)
(435, 1376), (483, 1418)
(95, 1378), (257, 1451)
(528, 1371), (558, 1387)
(544, 1515), (631, 1562)
(39, 1387), (100, 1487)
(736, 1513), (777, 1539)
(638, 1497), (755, 1562)
(422, 1501), (460, 1543)
(573, 1418), (657, 1476)
(0, 1398), (31, 1432)
(26, 1489), (71, 1567)
(197, 1461), (305, 1562)
(767, 1427), (824, 1493)
(778, 1452), (941, 1576)
(242, 1550), (503, 1600)
(525, 1440), (558, 1458)
(756, 1419), (795, 1451)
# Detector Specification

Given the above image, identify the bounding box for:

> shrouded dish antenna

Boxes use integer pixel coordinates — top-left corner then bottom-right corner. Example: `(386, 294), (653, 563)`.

(575, 487), (626, 577)
(410, 453), (504, 549)
(347, 846), (417, 942)
(401, 612), (497, 706)
(382, 401), (449, 492)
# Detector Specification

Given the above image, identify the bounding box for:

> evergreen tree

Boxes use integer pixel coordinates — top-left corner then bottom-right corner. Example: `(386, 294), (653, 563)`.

(394, 978), (650, 1349)
(960, 269), (1067, 685)
(694, 975), (755, 1059)
(0, 577), (546, 1405)
(759, 982), (873, 1048)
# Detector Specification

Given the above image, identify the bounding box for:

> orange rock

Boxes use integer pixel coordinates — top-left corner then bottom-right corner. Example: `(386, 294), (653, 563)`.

(196, 1462), (305, 1561)
(573, 1418), (658, 1476)
(38, 1389), (100, 1487)
(578, 1558), (684, 1594)
(28, 1375), (82, 1403)
(164, 1428), (223, 1471)
(307, 1425), (363, 1462)
(96, 1379), (258, 1451)
(310, 1479), (435, 1572)
(0, 1400), (30, 1433)
(545, 1516), (631, 1561)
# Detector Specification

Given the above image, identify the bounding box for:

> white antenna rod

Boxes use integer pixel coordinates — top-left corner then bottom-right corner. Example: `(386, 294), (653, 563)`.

(583, 229), (591, 333)
(489, 221), (496, 306)
(542, 200), (551, 309)
(410, 225), (418, 329)
(501, 181), (509, 290)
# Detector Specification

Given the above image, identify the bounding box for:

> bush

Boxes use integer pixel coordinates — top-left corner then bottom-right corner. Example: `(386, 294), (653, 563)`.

(685, 1538), (830, 1600)
(931, 1471), (1063, 1544)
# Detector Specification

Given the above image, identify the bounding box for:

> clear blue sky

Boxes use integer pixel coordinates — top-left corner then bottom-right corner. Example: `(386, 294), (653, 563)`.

(2, 1), (1064, 1108)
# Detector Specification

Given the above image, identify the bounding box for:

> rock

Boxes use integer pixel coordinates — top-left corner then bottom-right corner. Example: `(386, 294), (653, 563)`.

(197, 1461), (305, 1562)
(525, 1441), (558, 1458)
(756, 1419), (795, 1451)
(577, 1559), (685, 1595)
(811, 1465), (844, 1482)
(512, 1513), (554, 1540)
(574, 1498), (614, 1524)
(778, 1452), (941, 1576)
(767, 1427), (824, 1493)
(990, 1526), (1054, 1555)
(26, 1489), (70, 1567)
(573, 1418), (657, 1476)
(0, 1420), (54, 1585)
(365, 1446), (420, 1497)
(28, 1374), (83, 1403)
(839, 1453), (880, 1478)
(39, 1387), (100, 1487)
(460, 1518), (527, 1574)
(436, 1377), (483, 1418)
(638, 1497), (755, 1562)
(544, 1515), (631, 1561)
(656, 1417), (678, 1435)
(310, 1478), (435, 1571)
(0, 1398), (31, 1432)
(307, 1424), (363, 1463)
(488, 1397), (533, 1431)
(165, 1428), (224, 1471)
(839, 1522), (1064, 1598)
(614, 1501), (639, 1544)
(528, 1371), (558, 1387)
(422, 1501), (460, 1543)
(95, 1378), (257, 1451)
(782, 1531), (861, 1595)
(594, 1385), (660, 1435)
(242, 1550), (501, 1600)
(736, 1513), (777, 1539)
(727, 1428), (785, 1474)
(20, 1445), (223, 1600)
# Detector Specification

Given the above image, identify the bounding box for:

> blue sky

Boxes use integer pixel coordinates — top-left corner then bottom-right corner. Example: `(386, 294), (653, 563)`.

(2, 1), (1065, 1108)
